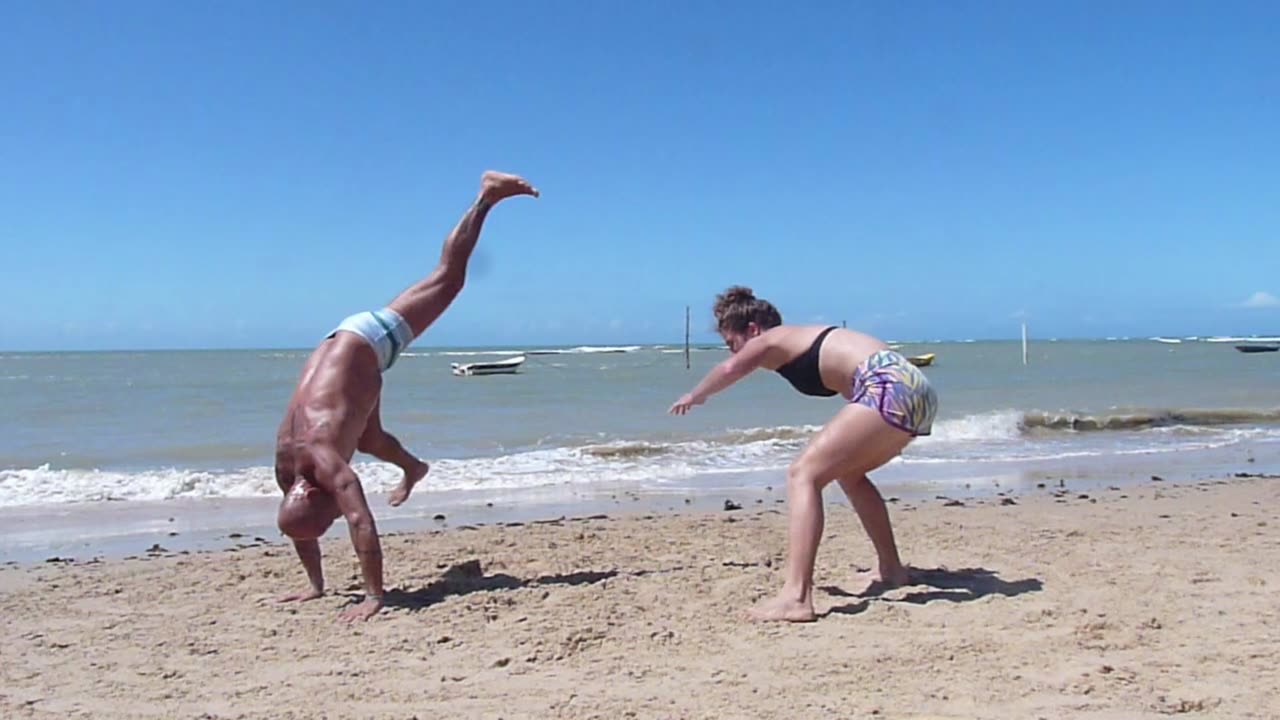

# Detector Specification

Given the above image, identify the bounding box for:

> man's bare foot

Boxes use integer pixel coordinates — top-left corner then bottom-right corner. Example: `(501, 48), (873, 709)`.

(746, 593), (817, 623)
(480, 171), (539, 203)
(388, 459), (429, 507)
(855, 564), (911, 597)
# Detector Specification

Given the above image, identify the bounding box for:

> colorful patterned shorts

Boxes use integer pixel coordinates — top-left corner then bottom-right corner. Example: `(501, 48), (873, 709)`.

(850, 350), (938, 436)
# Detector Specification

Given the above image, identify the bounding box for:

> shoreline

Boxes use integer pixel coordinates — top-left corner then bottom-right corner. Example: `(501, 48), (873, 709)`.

(2, 441), (1277, 564)
(2, 474), (1277, 718)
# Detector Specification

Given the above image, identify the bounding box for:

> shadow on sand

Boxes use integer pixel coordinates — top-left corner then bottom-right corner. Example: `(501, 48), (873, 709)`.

(347, 559), (628, 612)
(820, 566), (1043, 617)
(347, 561), (1041, 618)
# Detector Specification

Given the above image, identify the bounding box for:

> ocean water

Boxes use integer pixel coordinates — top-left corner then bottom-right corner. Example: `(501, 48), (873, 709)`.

(2, 338), (1279, 559)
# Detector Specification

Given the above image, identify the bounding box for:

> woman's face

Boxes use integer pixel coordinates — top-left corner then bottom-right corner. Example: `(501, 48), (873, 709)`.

(720, 323), (760, 354)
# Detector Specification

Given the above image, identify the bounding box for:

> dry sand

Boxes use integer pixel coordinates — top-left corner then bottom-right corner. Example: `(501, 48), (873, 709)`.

(2, 476), (1277, 719)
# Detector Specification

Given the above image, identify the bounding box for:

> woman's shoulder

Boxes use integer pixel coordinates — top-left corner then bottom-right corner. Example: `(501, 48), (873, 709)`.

(758, 324), (833, 354)
(768, 323), (837, 339)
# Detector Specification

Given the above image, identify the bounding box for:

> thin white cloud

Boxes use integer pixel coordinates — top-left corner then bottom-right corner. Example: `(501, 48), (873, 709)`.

(1240, 291), (1280, 309)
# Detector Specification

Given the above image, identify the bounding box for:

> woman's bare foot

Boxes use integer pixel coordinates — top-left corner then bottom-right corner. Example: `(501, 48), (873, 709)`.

(480, 171), (539, 203)
(855, 564), (911, 597)
(746, 593), (817, 623)
(388, 459), (429, 507)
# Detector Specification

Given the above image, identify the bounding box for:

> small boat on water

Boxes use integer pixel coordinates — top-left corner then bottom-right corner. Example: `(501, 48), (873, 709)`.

(907, 353), (935, 367)
(451, 355), (526, 376)
(1234, 344), (1280, 354)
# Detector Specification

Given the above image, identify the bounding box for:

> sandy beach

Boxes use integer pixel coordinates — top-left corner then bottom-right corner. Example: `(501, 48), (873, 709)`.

(2, 476), (1277, 719)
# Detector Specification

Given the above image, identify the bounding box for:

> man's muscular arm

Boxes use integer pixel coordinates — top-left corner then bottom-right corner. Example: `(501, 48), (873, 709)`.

(275, 450), (326, 604)
(312, 448), (385, 622)
(276, 538), (325, 602)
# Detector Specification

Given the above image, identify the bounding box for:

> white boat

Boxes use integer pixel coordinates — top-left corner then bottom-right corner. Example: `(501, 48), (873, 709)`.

(1151, 337), (1182, 344)
(451, 355), (526, 376)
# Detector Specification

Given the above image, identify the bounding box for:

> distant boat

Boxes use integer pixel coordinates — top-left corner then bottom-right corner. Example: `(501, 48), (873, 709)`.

(451, 355), (526, 376)
(1234, 344), (1279, 354)
(907, 353), (935, 367)
(1151, 337), (1182, 344)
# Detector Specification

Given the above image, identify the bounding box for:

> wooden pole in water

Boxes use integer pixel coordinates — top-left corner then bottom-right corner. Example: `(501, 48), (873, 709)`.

(684, 305), (691, 369)
(1021, 321), (1028, 365)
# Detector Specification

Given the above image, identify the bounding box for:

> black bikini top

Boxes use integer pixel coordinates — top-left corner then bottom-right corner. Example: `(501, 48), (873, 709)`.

(775, 326), (839, 397)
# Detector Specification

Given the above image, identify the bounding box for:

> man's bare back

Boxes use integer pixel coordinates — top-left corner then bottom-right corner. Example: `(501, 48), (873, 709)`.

(276, 333), (382, 481)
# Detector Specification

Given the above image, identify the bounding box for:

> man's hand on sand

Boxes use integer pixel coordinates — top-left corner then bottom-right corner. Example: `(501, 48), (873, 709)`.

(338, 596), (383, 623)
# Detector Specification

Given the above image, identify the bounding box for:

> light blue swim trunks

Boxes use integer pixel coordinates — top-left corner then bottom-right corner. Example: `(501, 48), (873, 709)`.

(329, 308), (413, 372)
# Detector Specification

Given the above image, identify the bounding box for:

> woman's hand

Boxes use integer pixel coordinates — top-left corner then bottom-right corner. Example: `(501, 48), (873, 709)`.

(668, 393), (703, 415)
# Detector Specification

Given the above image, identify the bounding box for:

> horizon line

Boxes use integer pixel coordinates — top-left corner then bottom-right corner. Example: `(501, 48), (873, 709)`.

(5, 334), (1280, 354)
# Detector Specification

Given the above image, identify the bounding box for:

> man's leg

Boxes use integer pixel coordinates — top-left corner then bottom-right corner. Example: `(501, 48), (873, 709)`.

(357, 399), (428, 507)
(388, 171), (538, 338)
(360, 430), (424, 494)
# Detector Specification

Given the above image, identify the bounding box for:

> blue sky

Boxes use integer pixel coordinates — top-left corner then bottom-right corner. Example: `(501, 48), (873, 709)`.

(2, 2), (1277, 351)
